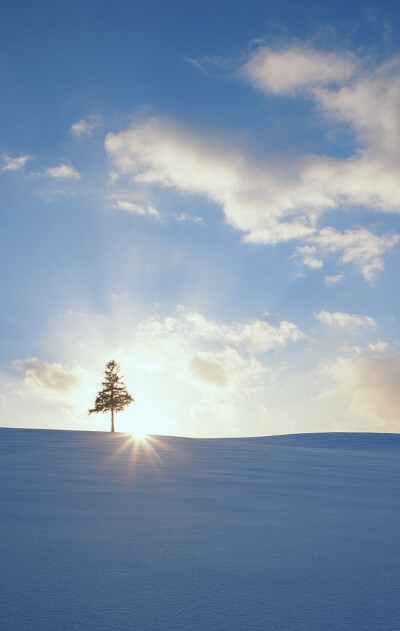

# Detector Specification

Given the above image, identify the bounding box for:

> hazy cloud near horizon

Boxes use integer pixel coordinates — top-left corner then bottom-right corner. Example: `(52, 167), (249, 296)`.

(12, 357), (81, 394)
(322, 354), (400, 430)
(2, 302), (398, 435)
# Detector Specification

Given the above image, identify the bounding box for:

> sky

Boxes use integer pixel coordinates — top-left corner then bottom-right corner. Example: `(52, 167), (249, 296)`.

(1, 0), (400, 437)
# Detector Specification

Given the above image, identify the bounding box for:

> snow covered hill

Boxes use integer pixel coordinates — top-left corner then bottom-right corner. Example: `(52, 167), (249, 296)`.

(1, 429), (399, 631)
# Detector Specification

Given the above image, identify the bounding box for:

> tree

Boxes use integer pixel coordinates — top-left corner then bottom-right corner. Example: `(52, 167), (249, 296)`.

(89, 360), (134, 432)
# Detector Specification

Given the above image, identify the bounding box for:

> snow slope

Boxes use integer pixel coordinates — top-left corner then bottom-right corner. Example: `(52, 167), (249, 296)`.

(1, 429), (399, 631)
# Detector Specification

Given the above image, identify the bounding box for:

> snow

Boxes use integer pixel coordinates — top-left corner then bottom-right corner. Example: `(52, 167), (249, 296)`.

(1, 428), (399, 630)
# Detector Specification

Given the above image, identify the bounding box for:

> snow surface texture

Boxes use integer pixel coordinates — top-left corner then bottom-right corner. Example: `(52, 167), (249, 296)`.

(1, 429), (399, 631)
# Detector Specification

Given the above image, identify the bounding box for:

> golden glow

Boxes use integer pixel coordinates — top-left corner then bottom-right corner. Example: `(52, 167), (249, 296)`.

(129, 427), (148, 440)
(115, 395), (179, 439)
(120, 414), (153, 440)
(104, 432), (181, 477)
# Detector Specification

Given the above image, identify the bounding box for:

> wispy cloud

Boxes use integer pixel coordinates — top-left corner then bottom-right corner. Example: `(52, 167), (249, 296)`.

(315, 310), (376, 328)
(174, 212), (203, 223)
(1, 152), (35, 172)
(313, 228), (399, 281)
(168, 308), (304, 354)
(368, 341), (389, 353)
(325, 273), (344, 286)
(70, 115), (102, 138)
(45, 163), (81, 180)
(293, 245), (323, 269)
(242, 45), (357, 95)
(113, 200), (160, 218)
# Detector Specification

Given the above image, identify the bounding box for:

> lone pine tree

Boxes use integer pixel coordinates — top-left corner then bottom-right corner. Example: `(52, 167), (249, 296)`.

(89, 360), (134, 432)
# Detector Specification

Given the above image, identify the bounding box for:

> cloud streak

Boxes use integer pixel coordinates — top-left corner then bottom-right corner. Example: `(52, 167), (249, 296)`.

(242, 45), (357, 95)
(1, 153), (35, 172)
(315, 310), (376, 328)
(113, 200), (160, 218)
(71, 115), (102, 138)
(45, 163), (81, 180)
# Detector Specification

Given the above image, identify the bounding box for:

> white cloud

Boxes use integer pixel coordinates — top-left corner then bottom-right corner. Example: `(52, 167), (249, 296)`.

(1, 153), (35, 172)
(313, 227), (399, 281)
(315, 60), (400, 159)
(173, 309), (304, 353)
(368, 341), (389, 353)
(104, 45), (400, 277)
(315, 310), (376, 328)
(70, 115), (102, 138)
(242, 44), (400, 165)
(104, 113), (400, 277)
(39, 306), (299, 422)
(325, 273), (344, 286)
(113, 200), (160, 218)
(293, 245), (323, 269)
(12, 357), (81, 400)
(45, 164), (81, 180)
(132, 310), (270, 403)
(242, 45), (357, 95)
(322, 354), (400, 430)
(174, 212), (203, 223)
(105, 117), (321, 246)
(339, 344), (363, 356)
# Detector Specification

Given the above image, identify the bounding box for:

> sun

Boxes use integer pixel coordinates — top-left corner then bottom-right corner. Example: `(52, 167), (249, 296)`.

(129, 427), (148, 440)
(120, 412), (152, 440)
(117, 395), (178, 439)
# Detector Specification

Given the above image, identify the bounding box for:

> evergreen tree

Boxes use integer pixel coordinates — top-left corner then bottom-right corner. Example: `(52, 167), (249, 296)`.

(89, 360), (134, 432)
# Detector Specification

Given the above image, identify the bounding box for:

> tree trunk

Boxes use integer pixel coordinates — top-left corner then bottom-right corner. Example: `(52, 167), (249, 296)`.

(111, 408), (115, 432)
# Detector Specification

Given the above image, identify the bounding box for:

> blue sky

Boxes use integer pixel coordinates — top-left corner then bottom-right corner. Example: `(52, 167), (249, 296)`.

(1, 0), (400, 436)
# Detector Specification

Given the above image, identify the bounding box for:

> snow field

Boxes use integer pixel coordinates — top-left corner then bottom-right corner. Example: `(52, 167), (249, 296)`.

(1, 429), (399, 630)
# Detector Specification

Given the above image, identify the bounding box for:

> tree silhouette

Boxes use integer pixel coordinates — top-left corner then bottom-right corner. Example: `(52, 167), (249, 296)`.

(89, 360), (134, 432)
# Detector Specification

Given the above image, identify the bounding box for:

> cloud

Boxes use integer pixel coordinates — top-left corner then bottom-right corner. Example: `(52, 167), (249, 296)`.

(242, 45), (357, 95)
(322, 354), (400, 430)
(242, 44), (400, 164)
(189, 348), (256, 389)
(190, 355), (228, 387)
(113, 200), (160, 218)
(105, 116), (319, 245)
(45, 163), (81, 180)
(47, 304), (295, 395)
(368, 341), (389, 353)
(70, 115), (102, 138)
(12, 357), (81, 399)
(314, 60), (400, 160)
(313, 227), (399, 281)
(103, 44), (400, 278)
(134, 312), (267, 400)
(325, 273), (344, 286)
(315, 310), (376, 328)
(104, 112), (400, 276)
(174, 212), (203, 223)
(172, 309), (304, 353)
(293, 245), (323, 269)
(1, 153), (35, 172)
(44, 306), (275, 433)
(127, 308), (302, 403)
